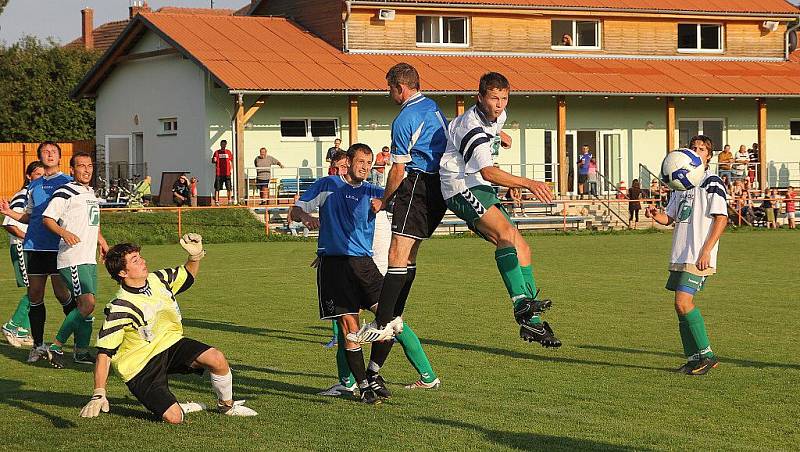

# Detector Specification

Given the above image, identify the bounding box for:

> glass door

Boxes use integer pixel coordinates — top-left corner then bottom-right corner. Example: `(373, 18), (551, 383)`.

(546, 130), (577, 194)
(600, 132), (622, 194)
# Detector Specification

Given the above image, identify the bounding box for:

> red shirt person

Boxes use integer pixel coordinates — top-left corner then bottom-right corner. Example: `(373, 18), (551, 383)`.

(212, 140), (233, 205)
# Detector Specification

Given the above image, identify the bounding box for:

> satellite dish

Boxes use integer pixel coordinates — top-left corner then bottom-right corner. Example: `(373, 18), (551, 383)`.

(790, 29), (798, 53)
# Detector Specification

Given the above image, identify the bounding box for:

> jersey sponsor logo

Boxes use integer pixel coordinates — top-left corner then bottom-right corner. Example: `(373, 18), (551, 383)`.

(491, 135), (501, 156)
(88, 202), (100, 226)
(676, 192), (695, 223)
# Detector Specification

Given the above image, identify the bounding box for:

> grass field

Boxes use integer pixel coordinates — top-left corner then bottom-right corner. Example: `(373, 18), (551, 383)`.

(0, 230), (798, 451)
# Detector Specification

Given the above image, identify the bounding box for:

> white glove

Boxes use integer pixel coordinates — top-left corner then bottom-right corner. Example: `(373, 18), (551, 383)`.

(80, 388), (110, 418)
(180, 233), (205, 261)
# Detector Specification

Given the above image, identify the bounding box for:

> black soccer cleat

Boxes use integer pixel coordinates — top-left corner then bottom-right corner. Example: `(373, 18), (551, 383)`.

(359, 387), (382, 405)
(46, 348), (66, 369)
(520, 321), (562, 348)
(513, 290), (552, 324)
(688, 356), (719, 376)
(675, 359), (699, 374)
(368, 374), (392, 399)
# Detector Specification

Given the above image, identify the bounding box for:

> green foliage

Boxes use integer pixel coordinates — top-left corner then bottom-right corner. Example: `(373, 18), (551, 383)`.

(0, 36), (98, 142)
(0, 0), (8, 16)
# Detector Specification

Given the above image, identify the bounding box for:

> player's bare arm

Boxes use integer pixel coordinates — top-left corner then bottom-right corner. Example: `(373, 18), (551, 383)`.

(80, 353), (112, 418)
(98, 229), (109, 260)
(42, 216), (81, 246)
(479, 165), (553, 203)
(696, 214), (727, 270)
(381, 161), (406, 206)
(3, 224), (25, 241)
(289, 206), (320, 230)
(0, 199), (29, 224)
(499, 130), (512, 149)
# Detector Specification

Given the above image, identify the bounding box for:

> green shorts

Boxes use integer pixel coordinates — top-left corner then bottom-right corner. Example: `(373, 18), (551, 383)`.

(446, 185), (511, 239)
(59, 264), (97, 298)
(665, 271), (707, 294)
(9, 243), (28, 288)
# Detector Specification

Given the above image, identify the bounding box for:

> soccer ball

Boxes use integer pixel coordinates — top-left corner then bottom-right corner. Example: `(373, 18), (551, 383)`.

(660, 149), (705, 191)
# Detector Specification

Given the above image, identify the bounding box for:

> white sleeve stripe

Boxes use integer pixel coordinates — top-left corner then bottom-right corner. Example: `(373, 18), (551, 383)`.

(409, 122), (424, 150)
(295, 191), (332, 213)
(391, 154), (412, 164)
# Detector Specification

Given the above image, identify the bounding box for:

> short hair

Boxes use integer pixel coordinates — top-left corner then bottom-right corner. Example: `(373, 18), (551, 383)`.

(386, 63), (420, 90)
(105, 243), (141, 283)
(334, 138), (342, 143)
(36, 141), (62, 160)
(690, 134), (713, 150)
(479, 72), (510, 96)
(347, 143), (373, 160)
(331, 150), (348, 163)
(69, 151), (93, 168)
(220, 140), (227, 144)
(381, 146), (390, 152)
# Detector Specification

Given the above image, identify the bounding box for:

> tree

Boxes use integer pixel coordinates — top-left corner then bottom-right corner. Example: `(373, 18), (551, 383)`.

(0, 0), (8, 16)
(0, 36), (98, 142)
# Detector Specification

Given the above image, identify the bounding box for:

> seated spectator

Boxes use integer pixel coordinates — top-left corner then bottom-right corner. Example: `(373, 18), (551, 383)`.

(327, 150), (348, 176)
(504, 187), (525, 217)
(172, 174), (191, 207)
(717, 145), (734, 180)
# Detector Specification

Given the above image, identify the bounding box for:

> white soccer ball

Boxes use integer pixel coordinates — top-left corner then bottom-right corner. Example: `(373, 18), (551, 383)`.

(660, 149), (705, 191)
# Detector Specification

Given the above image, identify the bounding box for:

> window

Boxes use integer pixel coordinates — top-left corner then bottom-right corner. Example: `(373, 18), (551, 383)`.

(790, 120), (800, 139)
(678, 119), (725, 151)
(678, 24), (722, 52)
(416, 16), (468, 46)
(158, 118), (178, 136)
(280, 118), (339, 140)
(551, 20), (600, 49)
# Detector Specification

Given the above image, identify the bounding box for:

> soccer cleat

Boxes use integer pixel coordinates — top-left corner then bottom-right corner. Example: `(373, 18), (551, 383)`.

(318, 382), (357, 397)
(27, 344), (48, 363)
(389, 316), (404, 335)
(21, 335), (34, 346)
(2, 324), (23, 348)
(346, 321), (396, 344)
(323, 336), (338, 349)
(519, 321), (562, 348)
(404, 378), (441, 390)
(359, 387), (381, 405)
(689, 356), (719, 376)
(46, 347), (66, 369)
(179, 402), (207, 413)
(513, 290), (553, 324)
(218, 400), (258, 416)
(368, 373), (391, 399)
(74, 350), (96, 365)
(675, 355), (700, 374)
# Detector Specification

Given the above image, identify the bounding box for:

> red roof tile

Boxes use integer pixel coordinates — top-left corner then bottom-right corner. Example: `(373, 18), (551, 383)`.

(65, 20), (129, 53)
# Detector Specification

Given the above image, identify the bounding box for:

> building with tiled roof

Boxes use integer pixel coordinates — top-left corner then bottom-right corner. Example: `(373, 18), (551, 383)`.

(73, 0), (800, 200)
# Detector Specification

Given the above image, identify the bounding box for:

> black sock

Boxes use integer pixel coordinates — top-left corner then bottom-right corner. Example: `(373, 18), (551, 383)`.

(368, 340), (395, 376)
(394, 264), (417, 317)
(345, 348), (368, 388)
(375, 267), (407, 327)
(29, 302), (46, 347)
(61, 297), (76, 315)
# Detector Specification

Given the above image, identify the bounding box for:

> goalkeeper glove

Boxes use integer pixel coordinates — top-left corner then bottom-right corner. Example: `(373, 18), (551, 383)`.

(80, 388), (110, 418)
(180, 233), (205, 261)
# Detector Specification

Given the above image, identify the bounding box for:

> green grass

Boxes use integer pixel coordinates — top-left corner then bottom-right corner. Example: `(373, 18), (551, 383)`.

(0, 231), (798, 450)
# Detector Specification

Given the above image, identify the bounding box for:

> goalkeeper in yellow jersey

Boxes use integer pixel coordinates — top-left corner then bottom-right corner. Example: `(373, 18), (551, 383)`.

(79, 233), (257, 423)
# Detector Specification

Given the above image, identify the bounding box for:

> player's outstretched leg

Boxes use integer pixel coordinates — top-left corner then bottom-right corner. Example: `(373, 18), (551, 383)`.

(194, 347), (258, 416)
(393, 323), (441, 390)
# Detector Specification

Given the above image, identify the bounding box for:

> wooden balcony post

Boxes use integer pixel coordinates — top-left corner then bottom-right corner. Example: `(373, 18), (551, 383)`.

(666, 97), (676, 152)
(757, 98), (767, 189)
(234, 94), (246, 201)
(556, 96), (567, 196)
(349, 96), (359, 145)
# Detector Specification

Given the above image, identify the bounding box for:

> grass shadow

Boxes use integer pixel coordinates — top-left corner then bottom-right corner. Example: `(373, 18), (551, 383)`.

(577, 344), (800, 370)
(182, 318), (326, 345)
(167, 371), (334, 405)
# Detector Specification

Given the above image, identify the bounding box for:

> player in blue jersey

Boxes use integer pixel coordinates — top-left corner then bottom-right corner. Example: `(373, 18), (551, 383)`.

(0, 142), (76, 363)
(351, 63), (449, 345)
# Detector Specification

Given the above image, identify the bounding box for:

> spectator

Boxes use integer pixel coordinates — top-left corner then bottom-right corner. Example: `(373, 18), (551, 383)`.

(504, 187), (525, 217)
(372, 146), (391, 186)
(586, 157), (598, 196)
(717, 144), (734, 181)
(786, 186), (796, 229)
(734, 145), (749, 181)
(762, 189), (776, 229)
(131, 175), (152, 207)
(172, 174), (191, 207)
(254, 147), (284, 205)
(325, 138), (343, 163)
(212, 140), (233, 206)
(561, 34), (573, 46)
(327, 150), (348, 176)
(576, 144), (592, 198)
(190, 177), (198, 207)
(748, 142), (759, 186)
(628, 179), (642, 227)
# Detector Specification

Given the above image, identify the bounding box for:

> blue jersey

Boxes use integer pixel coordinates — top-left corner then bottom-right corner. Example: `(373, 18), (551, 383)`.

(295, 176), (384, 257)
(390, 93), (448, 174)
(23, 172), (73, 251)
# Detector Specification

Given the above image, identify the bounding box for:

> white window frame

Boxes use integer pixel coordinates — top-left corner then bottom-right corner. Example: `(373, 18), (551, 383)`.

(677, 23), (724, 54)
(551, 19), (602, 51)
(677, 118), (727, 149)
(415, 15), (470, 48)
(790, 118), (800, 140)
(280, 117), (340, 142)
(158, 117), (178, 136)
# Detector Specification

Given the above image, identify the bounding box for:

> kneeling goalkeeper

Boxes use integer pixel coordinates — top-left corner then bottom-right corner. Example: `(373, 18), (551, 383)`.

(80, 234), (257, 423)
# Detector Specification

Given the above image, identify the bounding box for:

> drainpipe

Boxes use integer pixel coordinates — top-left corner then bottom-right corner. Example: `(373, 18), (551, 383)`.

(343, 1), (352, 52)
(786, 17), (800, 60)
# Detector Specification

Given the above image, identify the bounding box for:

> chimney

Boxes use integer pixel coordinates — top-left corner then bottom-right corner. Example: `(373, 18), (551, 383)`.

(129, 1), (151, 19)
(81, 8), (94, 50)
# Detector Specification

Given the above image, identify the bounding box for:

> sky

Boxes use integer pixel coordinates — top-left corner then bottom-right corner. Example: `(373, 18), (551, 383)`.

(0, 0), (249, 45)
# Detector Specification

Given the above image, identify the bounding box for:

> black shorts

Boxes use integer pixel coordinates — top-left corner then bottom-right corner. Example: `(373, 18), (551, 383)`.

(317, 255), (382, 320)
(391, 172), (447, 240)
(214, 176), (232, 191)
(125, 338), (211, 417)
(24, 251), (58, 276)
(578, 174), (588, 184)
(255, 178), (270, 187)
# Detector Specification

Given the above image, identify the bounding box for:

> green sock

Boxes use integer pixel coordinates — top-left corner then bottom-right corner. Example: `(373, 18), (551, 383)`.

(520, 265), (537, 298)
(685, 308), (714, 358)
(677, 314), (698, 359)
(395, 323), (437, 383)
(55, 308), (84, 345)
(75, 316), (94, 349)
(495, 247), (528, 305)
(10, 294), (31, 330)
(331, 320), (339, 340)
(335, 327), (354, 386)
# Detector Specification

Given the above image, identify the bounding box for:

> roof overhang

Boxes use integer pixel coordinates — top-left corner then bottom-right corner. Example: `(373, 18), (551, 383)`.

(228, 89), (800, 98)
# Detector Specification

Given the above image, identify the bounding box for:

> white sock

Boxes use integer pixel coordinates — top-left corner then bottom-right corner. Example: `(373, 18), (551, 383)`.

(210, 370), (233, 402)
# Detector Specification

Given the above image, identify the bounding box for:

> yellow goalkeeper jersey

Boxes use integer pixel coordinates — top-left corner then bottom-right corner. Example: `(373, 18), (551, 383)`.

(96, 266), (193, 382)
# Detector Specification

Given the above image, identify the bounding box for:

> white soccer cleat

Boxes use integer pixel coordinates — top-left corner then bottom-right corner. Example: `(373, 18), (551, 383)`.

(27, 344), (48, 363)
(318, 382), (357, 397)
(404, 378), (441, 390)
(2, 326), (22, 348)
(346, 321), (396, 344)
(179, 402), (207, 413)
(388, 316), (404, 335)
(219, 400), (258, 417)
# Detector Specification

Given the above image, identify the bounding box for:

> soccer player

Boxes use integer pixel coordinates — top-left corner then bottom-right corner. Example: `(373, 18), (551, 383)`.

(438, 72), (561, 347)
(353, 62), (449, 342)
(80, 234), (257, 423)
(212, 140), (233, 206)
(41, 152), (109, 367)
(2, 161), (45, 347)
(645, 135), (727, 375)
(0, 142), (75, 363)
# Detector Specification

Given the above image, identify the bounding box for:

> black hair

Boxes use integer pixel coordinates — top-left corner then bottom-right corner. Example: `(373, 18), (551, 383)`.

(22, 161), (46, 189)
(479, 72), (510, 96)
(105, 243), (142, 283)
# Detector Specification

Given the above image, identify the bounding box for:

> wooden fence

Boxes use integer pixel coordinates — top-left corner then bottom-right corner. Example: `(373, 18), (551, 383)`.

(0, 140), (94, 198)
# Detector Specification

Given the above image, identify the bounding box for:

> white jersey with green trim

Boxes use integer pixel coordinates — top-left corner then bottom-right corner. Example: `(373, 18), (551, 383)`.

(439, 105), (506, 200)
(3, 187), (28, 246)
(42, 182), (100, 268)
